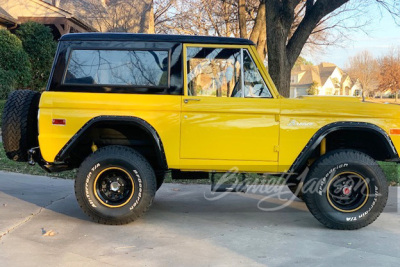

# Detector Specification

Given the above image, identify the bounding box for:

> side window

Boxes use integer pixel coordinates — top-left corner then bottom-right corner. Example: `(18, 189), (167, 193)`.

(186, 47), (272, 98)
(186, 47), (241, 97)
(64, 49), (169, 87)
(243, 50), (272, 98)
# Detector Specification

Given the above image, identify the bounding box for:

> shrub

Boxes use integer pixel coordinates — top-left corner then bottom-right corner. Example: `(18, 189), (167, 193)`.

(0, 69), (15, 100)
(16, 22), (56, 91)
(307, 81), (319, 95)
(0, 30), (31, 91)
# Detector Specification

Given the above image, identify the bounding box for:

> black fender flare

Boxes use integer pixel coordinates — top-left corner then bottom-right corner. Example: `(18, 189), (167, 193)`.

(289, 121), (398, 174)
(55, 116), (168, 169)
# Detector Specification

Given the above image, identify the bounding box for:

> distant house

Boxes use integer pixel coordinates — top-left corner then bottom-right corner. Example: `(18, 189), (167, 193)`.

(290, 62), (362, 98)
(0, 0), (96, 39)
(350, 78), (363, 97)
(0, 0), (154, 37)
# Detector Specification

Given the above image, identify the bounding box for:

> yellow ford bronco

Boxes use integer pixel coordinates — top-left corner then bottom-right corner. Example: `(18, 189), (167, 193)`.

(2, 33), (399, 229)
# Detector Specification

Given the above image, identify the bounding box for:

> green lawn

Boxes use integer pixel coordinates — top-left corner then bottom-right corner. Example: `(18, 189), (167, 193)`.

(0, 145), (76, 179)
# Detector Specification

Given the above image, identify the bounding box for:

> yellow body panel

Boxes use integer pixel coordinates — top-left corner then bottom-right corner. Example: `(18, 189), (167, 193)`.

(277, 97), (400, 172)
(38, 43), (400, 174)
(39, 92), (182, 168)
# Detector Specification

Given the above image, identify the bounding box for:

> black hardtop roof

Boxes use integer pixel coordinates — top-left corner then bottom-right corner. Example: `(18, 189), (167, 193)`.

(59, 33), (255, 45)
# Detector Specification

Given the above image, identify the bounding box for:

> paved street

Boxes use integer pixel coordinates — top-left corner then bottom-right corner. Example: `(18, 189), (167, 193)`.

(0, 171), (399, 266)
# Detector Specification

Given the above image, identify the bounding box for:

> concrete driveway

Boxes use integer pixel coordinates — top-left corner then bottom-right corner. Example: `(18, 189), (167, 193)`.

(0, 171), (399, 266)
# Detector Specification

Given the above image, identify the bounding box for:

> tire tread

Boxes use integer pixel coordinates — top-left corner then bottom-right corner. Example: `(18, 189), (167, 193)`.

(303, 149), (388, 230)
(75, 145), (156, 225)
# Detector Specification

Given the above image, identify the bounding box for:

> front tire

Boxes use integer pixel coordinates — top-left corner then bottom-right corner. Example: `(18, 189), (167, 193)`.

(303, 150), (388, 230)
(75, 146), (156, 225)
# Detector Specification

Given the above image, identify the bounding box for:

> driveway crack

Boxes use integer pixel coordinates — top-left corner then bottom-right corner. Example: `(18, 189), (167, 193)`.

(0, 193), (72, 240)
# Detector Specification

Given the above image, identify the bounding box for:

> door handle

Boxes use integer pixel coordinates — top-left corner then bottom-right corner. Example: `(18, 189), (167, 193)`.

(184, 98), (201, 103)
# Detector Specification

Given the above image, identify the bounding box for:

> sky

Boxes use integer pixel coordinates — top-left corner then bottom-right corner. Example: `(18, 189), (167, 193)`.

(304, 3), (400, 69)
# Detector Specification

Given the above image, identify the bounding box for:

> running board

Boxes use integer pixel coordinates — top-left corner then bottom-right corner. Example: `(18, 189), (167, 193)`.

(210, 173), (247, 193)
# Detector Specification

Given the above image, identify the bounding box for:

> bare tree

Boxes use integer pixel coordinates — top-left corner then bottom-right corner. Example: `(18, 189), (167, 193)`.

(154, 0), (370, 62)
(265, 0), (400, 97)
(347, 50), (379, 101)
(68, 0), (155, 33)
(378, 48), (400, 101)
(238, 0), (247, 38)
(155, 0), (259, 37)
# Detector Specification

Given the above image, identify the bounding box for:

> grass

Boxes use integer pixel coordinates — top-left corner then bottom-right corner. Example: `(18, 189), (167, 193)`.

(378, 161), (400, 185)
(0, 145), (76, 179)
(0, 100), (5, 128)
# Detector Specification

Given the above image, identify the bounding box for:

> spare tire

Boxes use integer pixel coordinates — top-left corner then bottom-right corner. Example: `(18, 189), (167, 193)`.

(1, 90), (41, 162)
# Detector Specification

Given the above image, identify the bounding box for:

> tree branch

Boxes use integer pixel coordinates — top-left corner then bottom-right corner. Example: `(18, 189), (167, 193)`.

(286, 0), (349, 66)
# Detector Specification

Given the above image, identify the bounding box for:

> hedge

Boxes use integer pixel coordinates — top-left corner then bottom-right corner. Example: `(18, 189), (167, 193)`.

(16, 22), (56, 90)
(0, 29), (31, 93)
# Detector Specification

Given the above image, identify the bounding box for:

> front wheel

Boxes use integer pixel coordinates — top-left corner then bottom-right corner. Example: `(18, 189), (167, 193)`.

(75, 146), (156, 225)
(303, 150), (388, 230)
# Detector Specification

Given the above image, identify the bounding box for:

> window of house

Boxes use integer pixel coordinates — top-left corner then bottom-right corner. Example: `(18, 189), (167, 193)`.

(354, 89), (361, 96)
(64, 49), (170, 87)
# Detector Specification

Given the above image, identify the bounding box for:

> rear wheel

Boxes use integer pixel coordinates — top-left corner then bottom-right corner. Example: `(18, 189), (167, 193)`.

(75, 145), (156, 225)
(303, 150), (388, 230)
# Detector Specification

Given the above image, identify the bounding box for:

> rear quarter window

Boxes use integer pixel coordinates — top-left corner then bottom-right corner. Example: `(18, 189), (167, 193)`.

(63, 49), (170, 88)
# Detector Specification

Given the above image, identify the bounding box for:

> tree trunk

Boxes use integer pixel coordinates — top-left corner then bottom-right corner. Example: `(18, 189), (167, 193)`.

(224, 0), (231, 37)
(249, 1), (265, 43)
(265, 0), (292, 97)
(148, 1), (155, 34)
(265, 0), (349, 97)
(256, 18), (267, 60)
(267, 28), (291, 97)
(238, 0), (247, 38)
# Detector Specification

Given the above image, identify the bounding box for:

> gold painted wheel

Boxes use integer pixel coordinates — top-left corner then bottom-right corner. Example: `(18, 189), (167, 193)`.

(93, 167), (135, 208)
(326, 172), (369, 213)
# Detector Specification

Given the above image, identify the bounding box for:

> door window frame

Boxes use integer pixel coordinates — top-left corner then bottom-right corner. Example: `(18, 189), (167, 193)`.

(183, 43), (278, 98)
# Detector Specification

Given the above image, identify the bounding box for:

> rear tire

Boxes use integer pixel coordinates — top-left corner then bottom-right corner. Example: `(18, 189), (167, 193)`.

(75, 145), (156, 225)
(303, 150), (388, 230)
(1, 90), (40, 161)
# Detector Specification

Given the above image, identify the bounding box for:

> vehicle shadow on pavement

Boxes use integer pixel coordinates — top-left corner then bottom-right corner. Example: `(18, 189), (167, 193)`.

(148, 184), (323, 229)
